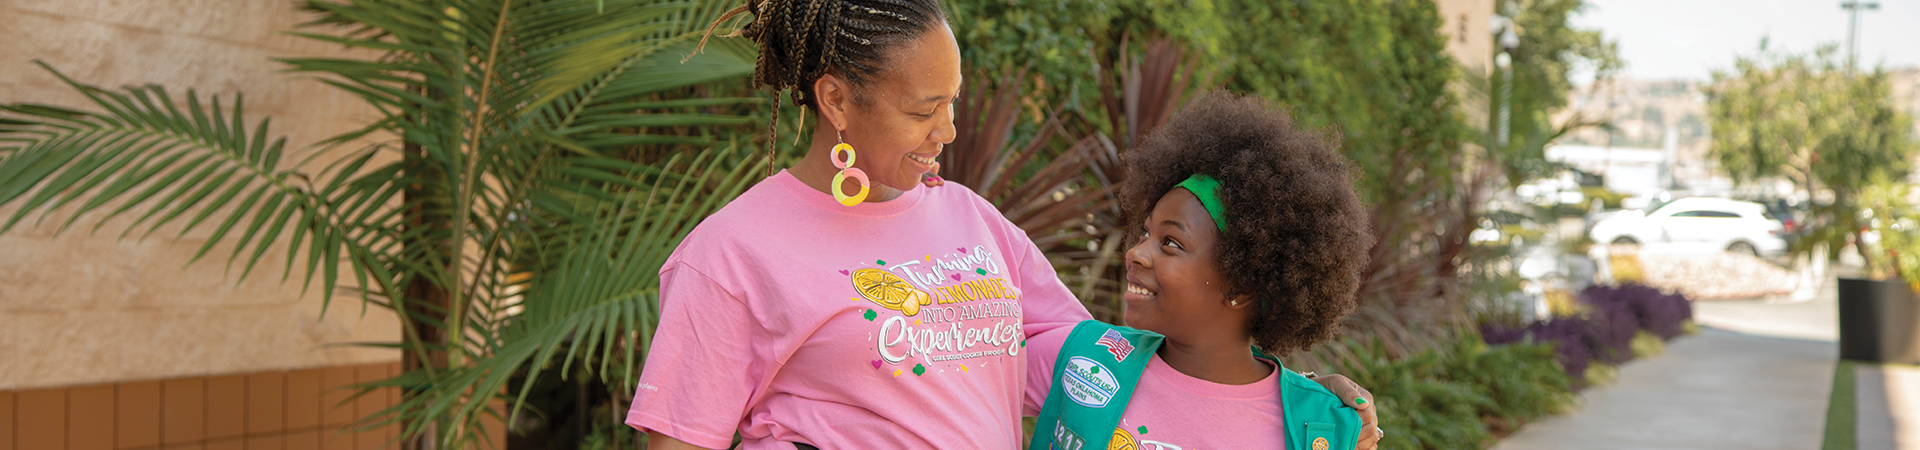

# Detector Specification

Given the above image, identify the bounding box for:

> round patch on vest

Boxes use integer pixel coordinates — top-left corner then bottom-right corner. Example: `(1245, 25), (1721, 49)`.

(1062, 356), (1119, 408)
(1313, 436), (1330, 450)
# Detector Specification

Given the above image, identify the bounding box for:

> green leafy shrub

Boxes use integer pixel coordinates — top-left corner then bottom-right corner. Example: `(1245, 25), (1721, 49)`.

(1339, 333), (1575, 450)
(1630, 330), (1667, 358)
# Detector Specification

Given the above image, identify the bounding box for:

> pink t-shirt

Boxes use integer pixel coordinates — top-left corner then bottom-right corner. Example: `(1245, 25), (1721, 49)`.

(628, 171), (1093, 449)
(1023, 328), (1287, 450)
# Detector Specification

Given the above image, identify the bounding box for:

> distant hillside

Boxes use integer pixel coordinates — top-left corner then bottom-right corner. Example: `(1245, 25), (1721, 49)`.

(1552, 78), (1713, 182)
(1551, 68), (1920, 184)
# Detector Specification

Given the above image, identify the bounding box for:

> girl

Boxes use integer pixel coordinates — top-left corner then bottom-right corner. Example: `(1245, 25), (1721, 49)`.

(1024, 92), (1383, 450)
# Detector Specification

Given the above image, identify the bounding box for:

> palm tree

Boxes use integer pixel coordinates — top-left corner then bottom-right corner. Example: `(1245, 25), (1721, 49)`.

(0, 0), (763, 446)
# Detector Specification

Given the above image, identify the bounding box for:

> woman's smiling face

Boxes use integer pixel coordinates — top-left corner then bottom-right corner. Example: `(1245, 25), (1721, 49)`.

(833, 22), (962, 191)
(1122, 188), (1241, 339)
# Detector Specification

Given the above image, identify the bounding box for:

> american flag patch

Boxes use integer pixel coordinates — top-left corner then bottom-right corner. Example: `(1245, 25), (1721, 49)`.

(1096, 329), (1135, 361)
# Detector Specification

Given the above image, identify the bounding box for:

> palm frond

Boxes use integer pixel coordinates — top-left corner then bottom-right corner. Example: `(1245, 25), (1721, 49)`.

(0, 62), (375, 302)
(5, 0), (770, 445)
(382, 144), (757, 447)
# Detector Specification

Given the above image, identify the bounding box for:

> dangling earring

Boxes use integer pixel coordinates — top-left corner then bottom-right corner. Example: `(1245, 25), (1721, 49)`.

(830, 129), (870, 206)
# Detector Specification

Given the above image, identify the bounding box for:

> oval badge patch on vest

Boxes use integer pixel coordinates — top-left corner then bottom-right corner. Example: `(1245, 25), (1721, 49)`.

(1313, 437), (1329, 450)
(1063, 356), (1120, 408)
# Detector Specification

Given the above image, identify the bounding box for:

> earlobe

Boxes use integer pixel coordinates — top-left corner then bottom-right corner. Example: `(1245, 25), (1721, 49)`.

(813, 73), (849, 132)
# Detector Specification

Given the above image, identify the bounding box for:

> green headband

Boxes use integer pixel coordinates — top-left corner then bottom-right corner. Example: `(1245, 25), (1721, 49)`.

(1175, 174), (1228, 231)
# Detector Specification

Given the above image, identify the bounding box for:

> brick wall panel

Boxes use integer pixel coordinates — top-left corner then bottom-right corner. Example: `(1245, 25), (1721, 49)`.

(71, 384), (116, 450)
(67, 384), (115, 450)
(318, 368), (354, 428)
(5, 362), (400, 449)
(284, 370), (321, 431)
(352, 365), (388, 450)
(205, 375), (247, 441)
(244, 435), (283, 450)
(17, 388), (66, 450)
(319, 430), (352, 450)
(0, 391), (15, 450)
(283, 430), (319, 450)
(161, 378), (206, 445)
(245, 373), (284, 436)
(117, 381), (162, 449)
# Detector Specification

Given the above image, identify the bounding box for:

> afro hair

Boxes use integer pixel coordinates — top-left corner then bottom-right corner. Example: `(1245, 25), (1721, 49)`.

(1119, 90), (1373, 356)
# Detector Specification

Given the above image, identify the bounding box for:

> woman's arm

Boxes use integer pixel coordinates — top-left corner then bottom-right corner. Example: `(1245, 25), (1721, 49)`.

(646, 431), (721, 450)
(627, 264), (765, 449)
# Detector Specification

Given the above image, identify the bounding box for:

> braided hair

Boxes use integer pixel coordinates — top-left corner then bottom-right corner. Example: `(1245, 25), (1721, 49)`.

(698, 0), (947, 176)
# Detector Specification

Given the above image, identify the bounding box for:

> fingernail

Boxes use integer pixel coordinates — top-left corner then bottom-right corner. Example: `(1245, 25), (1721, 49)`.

(1354, 397), (1368, 406)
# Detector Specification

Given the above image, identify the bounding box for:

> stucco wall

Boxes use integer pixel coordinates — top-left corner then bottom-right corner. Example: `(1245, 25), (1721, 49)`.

(1435, 0), (1496, 78)
(0, 1), (400, 391)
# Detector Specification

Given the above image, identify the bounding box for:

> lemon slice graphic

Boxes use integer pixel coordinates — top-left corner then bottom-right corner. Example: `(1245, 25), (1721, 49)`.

(851, 268), (932, 316)
(1108, 427), (1138, 450)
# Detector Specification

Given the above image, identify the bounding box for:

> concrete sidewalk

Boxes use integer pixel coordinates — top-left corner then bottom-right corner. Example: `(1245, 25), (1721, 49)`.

(1493, 270), (1920, 450)
(1490, 328), (1838, 450)
(1859, 363), (1920, 450)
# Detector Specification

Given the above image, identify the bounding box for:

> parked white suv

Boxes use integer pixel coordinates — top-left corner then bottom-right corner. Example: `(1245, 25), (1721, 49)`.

(1587, 197), (1787, 256)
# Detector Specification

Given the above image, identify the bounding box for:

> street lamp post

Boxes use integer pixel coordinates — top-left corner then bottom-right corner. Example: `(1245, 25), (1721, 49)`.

(1841, 1), (1880, 74)
(1495, 19), (1519, 150)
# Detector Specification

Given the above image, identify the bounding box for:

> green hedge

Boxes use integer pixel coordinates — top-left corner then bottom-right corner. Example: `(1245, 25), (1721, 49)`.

(1341, 334), (1575, 450)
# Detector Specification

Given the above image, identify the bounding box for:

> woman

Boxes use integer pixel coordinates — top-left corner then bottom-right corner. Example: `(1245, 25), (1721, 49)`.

(629, 1), (1376, 448)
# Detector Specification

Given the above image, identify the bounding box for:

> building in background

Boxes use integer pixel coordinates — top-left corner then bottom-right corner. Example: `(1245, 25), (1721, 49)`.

(1547, 145), (1670, 198)
(0, 2), (428, 449)
(1436, 0), (1497, 78)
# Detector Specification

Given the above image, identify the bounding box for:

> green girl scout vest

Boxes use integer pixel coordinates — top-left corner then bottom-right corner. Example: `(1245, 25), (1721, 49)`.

(1028, 320), (1361, 450)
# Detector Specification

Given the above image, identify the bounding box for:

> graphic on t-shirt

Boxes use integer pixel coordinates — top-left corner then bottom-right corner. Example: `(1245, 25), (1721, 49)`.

(1122, 420), (1186, 450)
(852, 245), (1027, 373)
(1137, 440), (1183, 450)
(850, 268), (934, 315)
(1049, 423), (1169, 450)
(1108, 427), (1139, 450)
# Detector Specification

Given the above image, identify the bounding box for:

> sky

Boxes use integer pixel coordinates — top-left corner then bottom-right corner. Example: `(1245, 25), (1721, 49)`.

(1571, 0), (1920, 82)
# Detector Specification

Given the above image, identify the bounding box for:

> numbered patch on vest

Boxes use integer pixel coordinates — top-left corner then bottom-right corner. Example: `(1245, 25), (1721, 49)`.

(1062, 356), (1120, 408)
(1052, 420), (1087, 450)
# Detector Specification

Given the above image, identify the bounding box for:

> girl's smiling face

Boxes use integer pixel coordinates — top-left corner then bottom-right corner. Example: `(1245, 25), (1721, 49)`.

(1122, 188), (1248, 340)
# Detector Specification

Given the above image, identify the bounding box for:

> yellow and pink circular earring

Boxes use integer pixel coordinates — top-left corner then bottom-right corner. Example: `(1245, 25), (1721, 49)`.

(830, 130), (869, 206)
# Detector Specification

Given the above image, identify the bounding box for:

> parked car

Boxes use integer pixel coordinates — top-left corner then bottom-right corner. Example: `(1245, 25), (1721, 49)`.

(1470, 210), (1547, 246)
(1587, 197), (1788, 256)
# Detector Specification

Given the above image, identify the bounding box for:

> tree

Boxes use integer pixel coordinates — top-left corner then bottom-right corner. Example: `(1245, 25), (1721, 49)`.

(1215, 0), (1478, 361)
(1496, 0), (1622, 181)
(0, 0), (762, 446)
(1704, 43), (1916, 255)
(945, 0), (1229, 118)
